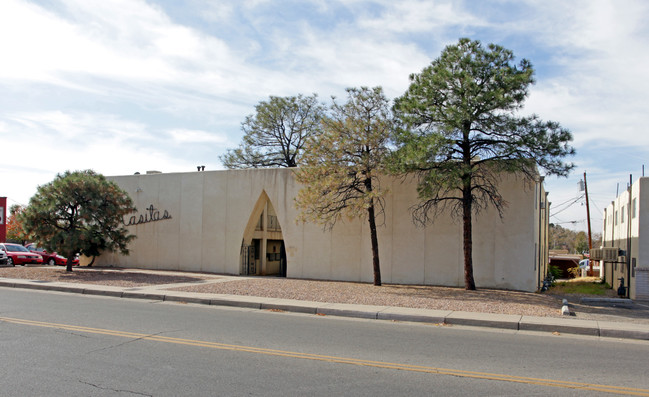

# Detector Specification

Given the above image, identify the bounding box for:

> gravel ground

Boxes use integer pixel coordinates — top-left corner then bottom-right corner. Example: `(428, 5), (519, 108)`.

(0, 266), (218, 287)
(0, 266), (563, 317)
(170, 278), (565, 317)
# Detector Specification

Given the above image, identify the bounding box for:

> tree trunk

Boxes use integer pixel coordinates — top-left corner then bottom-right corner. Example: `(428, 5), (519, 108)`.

(367, 199), (382, 286)
(462, 186), (476, 290)
(65, 254), (75, 272)
(364, 176), (381, 286)
(461, 126), (476, 290)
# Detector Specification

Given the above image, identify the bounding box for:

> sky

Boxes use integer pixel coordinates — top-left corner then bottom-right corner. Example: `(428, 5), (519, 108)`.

(2, 0), (648, 235)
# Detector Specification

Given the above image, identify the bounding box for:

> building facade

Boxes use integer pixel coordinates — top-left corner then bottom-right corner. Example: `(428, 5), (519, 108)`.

(0, 197), (6, 243)
(91, 168), (549, 292)
(598, 176), (649, 300)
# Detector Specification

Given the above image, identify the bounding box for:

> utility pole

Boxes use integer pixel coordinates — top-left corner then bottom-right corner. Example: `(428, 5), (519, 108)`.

(583, 172), (593, 274)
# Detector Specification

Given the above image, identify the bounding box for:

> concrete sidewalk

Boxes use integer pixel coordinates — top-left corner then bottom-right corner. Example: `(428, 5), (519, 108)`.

(1, 275), (648, 342)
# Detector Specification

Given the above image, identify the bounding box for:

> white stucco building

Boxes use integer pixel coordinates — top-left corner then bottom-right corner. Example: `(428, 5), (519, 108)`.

(597, 176), (649, 300)
(91, 168), (549, 292)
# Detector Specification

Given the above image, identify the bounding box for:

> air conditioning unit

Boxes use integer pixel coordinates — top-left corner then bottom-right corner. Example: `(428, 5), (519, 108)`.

(590, 248), (602, 260)
(602, 247), (620, 261)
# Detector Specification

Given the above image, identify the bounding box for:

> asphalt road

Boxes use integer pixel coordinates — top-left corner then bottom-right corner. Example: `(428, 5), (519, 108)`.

(1, 288), (648, 396)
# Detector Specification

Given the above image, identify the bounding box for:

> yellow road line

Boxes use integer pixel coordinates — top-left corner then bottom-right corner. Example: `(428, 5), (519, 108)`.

(2, 316), (648, 396)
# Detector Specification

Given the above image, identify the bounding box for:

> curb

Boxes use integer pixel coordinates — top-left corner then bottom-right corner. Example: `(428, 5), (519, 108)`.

(444, 311), (521, 330)
(1, 281), (648, 341)
(580, 297), (634, 307)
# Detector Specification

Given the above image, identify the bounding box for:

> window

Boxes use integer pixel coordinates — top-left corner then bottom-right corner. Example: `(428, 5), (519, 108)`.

(632, 198), (637, 219)
(615, 210), (618, 225)
(621, 206), (625, 223)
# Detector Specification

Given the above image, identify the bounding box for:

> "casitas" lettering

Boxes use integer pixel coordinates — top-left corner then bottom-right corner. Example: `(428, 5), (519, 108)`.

(124, 204), (172, 226)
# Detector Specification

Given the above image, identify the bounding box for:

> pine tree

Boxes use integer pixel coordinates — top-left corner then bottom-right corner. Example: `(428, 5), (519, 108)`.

(393, 38), (575, 290)
(20, 170), (136, 271)
(295, 87), (394, 286)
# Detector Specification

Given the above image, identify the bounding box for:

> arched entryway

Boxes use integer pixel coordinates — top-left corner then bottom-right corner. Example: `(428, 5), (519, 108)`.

(240, 191), (286, 276)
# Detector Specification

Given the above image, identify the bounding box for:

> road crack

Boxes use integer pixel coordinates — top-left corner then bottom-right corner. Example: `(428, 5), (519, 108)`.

(85, 331), (167, 354)
(79, 380), (152, 396)
(56, 329), (91, 338)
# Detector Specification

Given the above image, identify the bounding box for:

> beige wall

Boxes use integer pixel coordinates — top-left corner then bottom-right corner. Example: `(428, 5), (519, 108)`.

(92, 168), (544, 291)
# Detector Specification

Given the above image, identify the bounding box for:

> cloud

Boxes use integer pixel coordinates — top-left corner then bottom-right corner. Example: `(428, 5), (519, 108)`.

(517, 1), (649, 147)
(168, 128), (229, 145)
(4, 110), (151, 142)
(355, 0), (487, 33)
(0, 0), (440, 108)
(291, 34), (427, 98)
(0, 0), (269, 108)
(1, 110), (176, 172)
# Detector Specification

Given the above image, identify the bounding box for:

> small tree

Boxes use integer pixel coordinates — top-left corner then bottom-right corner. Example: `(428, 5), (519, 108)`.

(574, 231), (589, 254)
(220, 94), (326, 168)
(6, 204), (28, 244)
(20, 170), (136, 271)
(295, 87), (394, 286)
(393, 38), (574, 290)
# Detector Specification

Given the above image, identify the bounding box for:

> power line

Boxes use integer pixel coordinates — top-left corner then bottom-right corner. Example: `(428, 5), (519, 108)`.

(590, 200), (604, 216)
(550, 194), (585, 217)
(7, 197), (27, 207)
(553, 220), (583, 225)
(551, 193), (585, 210)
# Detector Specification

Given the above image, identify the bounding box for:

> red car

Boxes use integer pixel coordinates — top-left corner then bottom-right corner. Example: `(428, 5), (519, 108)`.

(0, 243), (43, 266)
(26, 244), (79, 266)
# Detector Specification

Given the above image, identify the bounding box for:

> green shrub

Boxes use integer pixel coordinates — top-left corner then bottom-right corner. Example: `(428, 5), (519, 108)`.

(549, 264), (562, 280)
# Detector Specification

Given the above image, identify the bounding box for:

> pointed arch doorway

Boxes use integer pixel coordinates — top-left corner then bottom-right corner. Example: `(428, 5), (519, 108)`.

(240, 191), (287, 277)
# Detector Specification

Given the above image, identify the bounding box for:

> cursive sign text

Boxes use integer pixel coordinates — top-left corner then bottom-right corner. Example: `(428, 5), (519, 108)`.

(125, 204), (172, 226)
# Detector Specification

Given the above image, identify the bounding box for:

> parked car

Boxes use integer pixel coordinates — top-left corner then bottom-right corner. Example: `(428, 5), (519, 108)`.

(0, 249), (7, 266)
(0, 243), (43, 266)
(25, 244), (79, 266)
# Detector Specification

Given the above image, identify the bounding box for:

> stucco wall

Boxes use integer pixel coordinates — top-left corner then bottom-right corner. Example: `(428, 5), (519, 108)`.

(93, 168), (542, 291)
(601, 177), (649, 299)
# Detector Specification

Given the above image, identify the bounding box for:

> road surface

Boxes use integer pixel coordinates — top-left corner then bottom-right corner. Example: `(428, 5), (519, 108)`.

(1, 288), (648, 396)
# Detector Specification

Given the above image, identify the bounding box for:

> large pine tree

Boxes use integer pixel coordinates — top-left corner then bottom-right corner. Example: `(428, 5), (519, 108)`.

(393, 38), (575, 290)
